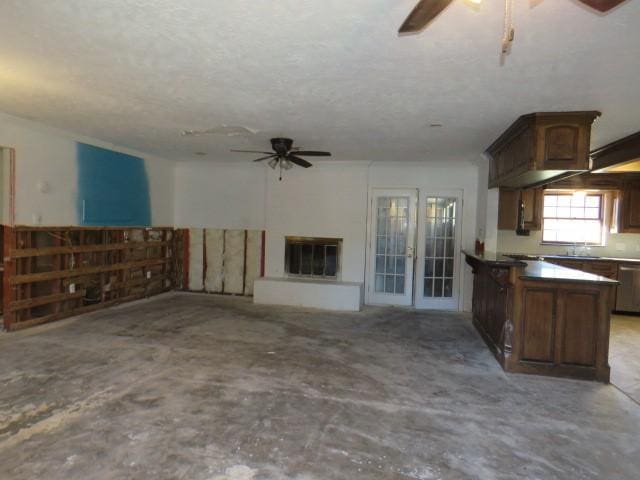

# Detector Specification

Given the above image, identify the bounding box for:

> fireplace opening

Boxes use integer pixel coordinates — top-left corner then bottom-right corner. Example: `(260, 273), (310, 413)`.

(285, 236), (342, 279)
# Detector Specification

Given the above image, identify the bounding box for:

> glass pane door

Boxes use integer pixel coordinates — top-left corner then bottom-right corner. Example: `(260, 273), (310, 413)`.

(375, 197), (408, 294)
(368, 190), (417, 306)
(415, 193), (461, 310)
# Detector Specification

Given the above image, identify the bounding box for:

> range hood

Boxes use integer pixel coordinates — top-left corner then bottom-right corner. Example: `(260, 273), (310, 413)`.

(486, 111), (601, 189)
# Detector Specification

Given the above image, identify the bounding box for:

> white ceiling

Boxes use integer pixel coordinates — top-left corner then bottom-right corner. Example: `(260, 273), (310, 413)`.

(0, 0), (639, 162)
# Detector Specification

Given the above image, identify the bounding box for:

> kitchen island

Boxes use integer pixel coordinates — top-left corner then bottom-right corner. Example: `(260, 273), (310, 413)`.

(464, 251), (618, 382)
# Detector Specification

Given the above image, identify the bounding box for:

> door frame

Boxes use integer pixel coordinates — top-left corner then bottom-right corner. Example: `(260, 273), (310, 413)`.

(365, 188), (418, 306)
(413, 189), (463, 311)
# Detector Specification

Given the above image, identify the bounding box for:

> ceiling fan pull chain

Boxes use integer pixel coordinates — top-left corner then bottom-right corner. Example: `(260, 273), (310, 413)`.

(501, 0), (515, 54)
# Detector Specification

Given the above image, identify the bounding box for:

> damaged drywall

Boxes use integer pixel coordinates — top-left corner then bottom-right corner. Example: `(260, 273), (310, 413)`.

(188, 229), (262, 296)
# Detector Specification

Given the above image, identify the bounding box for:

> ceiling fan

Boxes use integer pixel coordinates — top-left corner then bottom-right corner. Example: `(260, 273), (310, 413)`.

(399, 0), (627, 33)
(231, 137), (331, 180)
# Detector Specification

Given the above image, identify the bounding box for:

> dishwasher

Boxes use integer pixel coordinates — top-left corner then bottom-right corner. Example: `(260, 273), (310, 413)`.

(616, 265), (640, 313)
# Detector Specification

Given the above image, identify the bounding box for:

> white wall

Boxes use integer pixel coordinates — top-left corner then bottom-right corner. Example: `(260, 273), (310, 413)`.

(0, 111), (174, 226)
(174, 159), (482, 311)
(174, 162), (265, 230)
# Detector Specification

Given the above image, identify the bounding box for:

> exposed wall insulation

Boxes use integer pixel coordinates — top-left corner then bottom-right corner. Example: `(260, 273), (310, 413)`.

(244, 230), (261, 295)
(187, 228), (263, 296)
(223, 230), (246, 294)
(2, 226), (177, 332)
(188, 229), (204, 291)
(204, 229), (224, 292)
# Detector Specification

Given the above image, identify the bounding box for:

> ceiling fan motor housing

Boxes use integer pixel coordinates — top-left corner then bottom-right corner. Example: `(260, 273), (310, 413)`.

(271, 137), (293, 156)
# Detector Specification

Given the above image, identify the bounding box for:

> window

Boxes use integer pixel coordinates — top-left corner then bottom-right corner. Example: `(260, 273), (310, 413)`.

(542, 192), (604, 244)
(285, 237), (340, 279)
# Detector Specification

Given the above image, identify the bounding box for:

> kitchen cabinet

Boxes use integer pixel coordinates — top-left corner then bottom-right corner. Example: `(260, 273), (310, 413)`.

(619, 179), (640, 233)
(497, 190), (519, 230)
(486, 111), (600, 189)
(497, 188), (543, 231)
(543, 258), (619, 311)
(465, 252), (614, 382)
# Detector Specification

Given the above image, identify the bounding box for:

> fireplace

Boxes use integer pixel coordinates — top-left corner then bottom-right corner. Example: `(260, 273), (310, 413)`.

(284, 236), (342, 279)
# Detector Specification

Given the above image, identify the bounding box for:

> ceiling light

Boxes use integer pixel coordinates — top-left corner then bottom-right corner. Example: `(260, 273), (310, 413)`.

(282, 158), (293, 170)
(268, 158), (279, 170)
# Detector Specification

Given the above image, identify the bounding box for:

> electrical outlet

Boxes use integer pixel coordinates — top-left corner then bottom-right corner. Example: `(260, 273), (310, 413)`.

(69, 283), (76, 294)
(146, 271), (152, 279)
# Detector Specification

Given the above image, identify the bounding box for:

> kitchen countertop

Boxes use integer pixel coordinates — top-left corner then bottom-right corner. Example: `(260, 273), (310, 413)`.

(506, 253), (640, 264)
(463, 250), (618, 285)
(462, 250), (526, 267)
(520, 260), (618, 285)
(538, 254), (640, 264)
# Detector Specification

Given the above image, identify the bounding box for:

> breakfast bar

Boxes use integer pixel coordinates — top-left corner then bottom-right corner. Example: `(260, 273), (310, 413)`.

(464, 251), (618, 382)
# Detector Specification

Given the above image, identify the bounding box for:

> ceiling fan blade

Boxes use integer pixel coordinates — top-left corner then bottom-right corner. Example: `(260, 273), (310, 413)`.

(292, 151), (332, 157)
(576, 0), (626, 12)
(287, 155), (313, 168)
(253, 154), (277, 162)
(230, 149), (274, 154)
(398, 0), (454, 33)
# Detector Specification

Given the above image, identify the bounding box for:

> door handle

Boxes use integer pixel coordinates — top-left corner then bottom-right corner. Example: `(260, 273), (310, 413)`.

(407, 246), (414, 258)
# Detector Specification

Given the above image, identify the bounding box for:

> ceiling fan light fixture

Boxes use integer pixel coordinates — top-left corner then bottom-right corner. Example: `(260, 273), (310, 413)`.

(282, 158), (293, 170)
(268, 157), (279, 170)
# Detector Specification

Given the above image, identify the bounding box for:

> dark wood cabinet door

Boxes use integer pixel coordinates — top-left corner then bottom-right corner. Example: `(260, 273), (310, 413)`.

(498, 189), (519, 230)
(521, 288), (556, 363)
(620, 180), (640, 233)
(521, 188), (543, 231)
(497, 188), (542, 231)
(559, 291), (598, 366)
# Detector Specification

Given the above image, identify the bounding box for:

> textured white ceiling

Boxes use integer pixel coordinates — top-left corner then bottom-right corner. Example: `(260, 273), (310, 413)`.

(0, 0), (638, 162)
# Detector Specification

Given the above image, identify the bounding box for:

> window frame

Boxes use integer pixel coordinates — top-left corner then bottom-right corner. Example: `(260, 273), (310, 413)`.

(541, 191), (606, 246)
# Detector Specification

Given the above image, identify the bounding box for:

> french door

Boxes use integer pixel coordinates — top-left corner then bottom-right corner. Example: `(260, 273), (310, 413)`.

(367, 189), (462, 310)
(414, 191), (462, 310)
(367, 189), (417, 306)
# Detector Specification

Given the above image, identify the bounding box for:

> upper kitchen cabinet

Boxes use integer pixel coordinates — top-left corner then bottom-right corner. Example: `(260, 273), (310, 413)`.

(497, 188), (543, 231)
(620, 178), (640, 233)
(486, 112), (601, 189)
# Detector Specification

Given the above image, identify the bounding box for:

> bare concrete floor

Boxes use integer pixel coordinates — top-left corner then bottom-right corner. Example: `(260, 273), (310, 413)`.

(610, 314), (640, 404)
(1, 293), (639, 480)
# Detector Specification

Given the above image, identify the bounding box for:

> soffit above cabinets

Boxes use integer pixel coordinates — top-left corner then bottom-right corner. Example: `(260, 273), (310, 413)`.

(591, 131), (640, 173)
